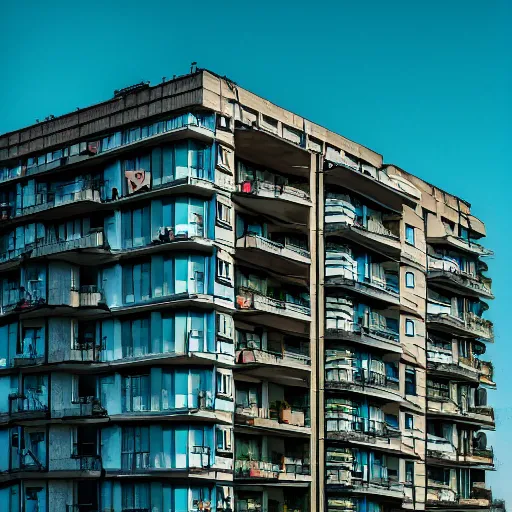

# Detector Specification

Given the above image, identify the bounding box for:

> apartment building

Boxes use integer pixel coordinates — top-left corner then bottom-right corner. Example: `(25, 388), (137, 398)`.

(0, 69), (497, 512)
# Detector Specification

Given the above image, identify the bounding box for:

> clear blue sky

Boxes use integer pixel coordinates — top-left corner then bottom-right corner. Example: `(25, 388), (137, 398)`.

(1, 0), (510, 504)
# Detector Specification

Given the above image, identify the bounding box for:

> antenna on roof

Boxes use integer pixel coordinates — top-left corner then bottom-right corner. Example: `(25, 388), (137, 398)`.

(191, 62), (197, 73)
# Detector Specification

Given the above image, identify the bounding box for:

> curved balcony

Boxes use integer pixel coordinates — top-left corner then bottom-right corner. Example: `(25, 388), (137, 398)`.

(325, 221), (401, 260)
(427, 233), (492, 257)
(0, 285), (109, 322)
(324, 369), (401, 403)
(326, 416), (403, 455)
(426, 400), (495, 430)
(324, 322), (401, 354)
(427, 435), (494, 469)
(427, 260), (494, 300)
(0, 184), (103, 231)
(426, 313), (494, 342)
(0, 112), (216, 190)
(0, 230), (109, 273)
(427, 350), (480, 383)
(326, 470), (405, 501)
(324, 159), (417, 211)
(324, 276), (400, 307)
(236, 234), (310, 278)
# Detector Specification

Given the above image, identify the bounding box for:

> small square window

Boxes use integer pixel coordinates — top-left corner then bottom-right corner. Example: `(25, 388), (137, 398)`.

(405, 319), (415, 336)
(459, 226), (469, 241)
(216, 115), (231, 130)
(405, 272), (415, 288)
(405, 413), (414, 430)
(405, 225), (415, 246)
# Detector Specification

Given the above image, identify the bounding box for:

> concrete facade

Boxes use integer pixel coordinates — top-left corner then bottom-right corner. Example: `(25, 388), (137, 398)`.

(0, 69), (497, 512)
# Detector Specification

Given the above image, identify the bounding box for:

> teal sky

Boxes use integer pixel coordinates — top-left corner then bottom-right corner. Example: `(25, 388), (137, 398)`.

(1, 0), (510, 504)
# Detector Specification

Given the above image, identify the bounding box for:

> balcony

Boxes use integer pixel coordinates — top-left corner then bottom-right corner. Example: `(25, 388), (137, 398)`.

(325, 221), (401, 260)
(325, 368), (401, 403)
(426, 312), (494, 341)
(236, 288), (311, 323)
(427, 482), (492, 509)
(59, 396), (108, 420)
(325, 319), (401, 355)
(427, 400), (495, 429)
(323, 157), (418, 211)
(427, 435), (494, 468)
(326, 414), (401, 451)
(427, 233), (492, 257)
(427, 258), (494, 299)
(236, 234), (310, 277)
(235, 457), (311, 482)
(11, 353), (45, 368)
(479, 361), (495, 388)
(9, 392), (48, 420)
(235, 404), (310, 437)
(235, 346), (310, 375)
(5, 184), (103, 230)
(325, 276), (400, 306)
(326, 469), (404, 500)
(233, 161), (311, 225)
(427, 349), (480, 382)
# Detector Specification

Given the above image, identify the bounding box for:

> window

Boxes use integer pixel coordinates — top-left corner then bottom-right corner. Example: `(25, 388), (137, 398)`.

(217, 313), (233, 339)
(459, 226), (469, 241)
(405, 368), (416, 395)
(217, 145), (231, 170)
(405, 461), (414, 484)
(405, 319), (415, 337)
(121, 427), (150, 470)
(216, 115), (231, 131)
(122, 375), (150, 412)
(121, 482), (150, 511)
(217, 259), (231, 283)
(405, 272), (415, 288)
(405, 413), (414, 430)
(216, 426), (232, 451)
(405, 225), (415, 245)
(216, 202), (232, 227)
(216, 371), (232, 397)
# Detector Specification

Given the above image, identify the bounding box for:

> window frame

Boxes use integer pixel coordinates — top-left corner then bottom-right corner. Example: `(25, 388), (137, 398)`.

(405, 271), (415, 288)
(405, 319), (415, 337)
(405, 368), (417, 396)
(405, 224), (415, 246)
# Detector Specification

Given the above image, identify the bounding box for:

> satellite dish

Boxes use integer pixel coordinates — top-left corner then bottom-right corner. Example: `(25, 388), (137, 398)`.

(474, 432), (487, 450)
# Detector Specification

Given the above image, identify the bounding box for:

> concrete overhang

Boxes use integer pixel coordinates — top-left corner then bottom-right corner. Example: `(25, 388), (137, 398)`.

(324, 161), (417, 212)
(234, 126), (311, 177)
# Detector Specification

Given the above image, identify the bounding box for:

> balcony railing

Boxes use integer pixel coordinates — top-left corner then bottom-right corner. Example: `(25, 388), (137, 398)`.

(325, 369), (400, 393)
(237, 234), (310, 260)
(9, 392), (48, 415)
(427, 312), (494, 341)
(237, 178), (310, 203)
(79, 286), (105, 307)
(235, 403), (309, 428)
(61, 396), (107, 418)
(236, 346), (310, 367)
(235, 459), (280, 479)
(236, 288), (311, 318)
(326, 416), (401, 440)
(29, 231), (105, 259)
(325, 318), (400, 344)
